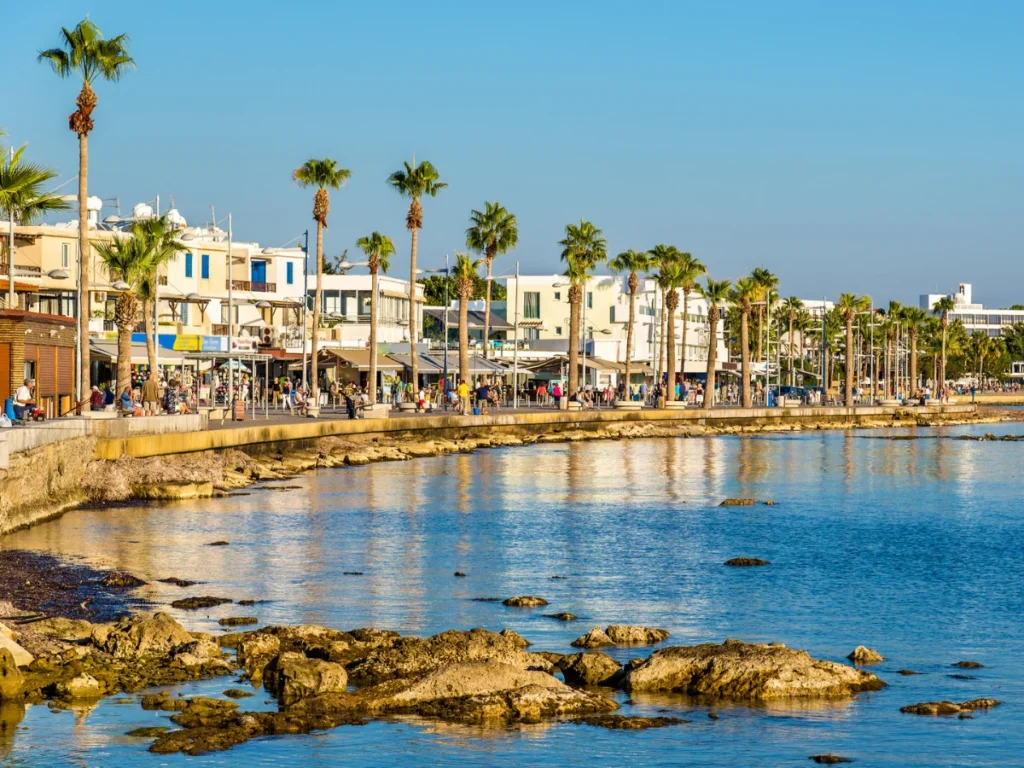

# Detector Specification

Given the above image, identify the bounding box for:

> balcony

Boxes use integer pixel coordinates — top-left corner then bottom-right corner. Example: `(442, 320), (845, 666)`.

(226, 279), (276, 293)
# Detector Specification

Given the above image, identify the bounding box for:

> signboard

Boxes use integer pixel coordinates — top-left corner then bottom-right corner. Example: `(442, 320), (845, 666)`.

(202, 336), (227, 352)
(172, 335), (203, 351)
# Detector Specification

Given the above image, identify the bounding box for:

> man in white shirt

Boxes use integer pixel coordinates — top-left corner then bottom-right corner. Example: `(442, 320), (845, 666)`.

(13, 378), (35, 420)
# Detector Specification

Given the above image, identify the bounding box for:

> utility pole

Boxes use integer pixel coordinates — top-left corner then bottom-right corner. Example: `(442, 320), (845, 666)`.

(301, 229), (309, 390)
(227, 213), (234, 413)
(513, 260), (520, 409)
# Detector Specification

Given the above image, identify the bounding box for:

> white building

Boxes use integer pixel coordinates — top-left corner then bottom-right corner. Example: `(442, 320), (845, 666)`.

(503, 274), (729, 374)
(308, 273), (424, 349)
(920, 283), (1024, 338)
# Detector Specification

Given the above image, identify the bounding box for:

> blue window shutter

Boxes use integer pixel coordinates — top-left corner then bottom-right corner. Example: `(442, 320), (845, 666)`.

(287, 262), (294, 284)
(185, 253), (193, 278)
(201, 254), (210, 279)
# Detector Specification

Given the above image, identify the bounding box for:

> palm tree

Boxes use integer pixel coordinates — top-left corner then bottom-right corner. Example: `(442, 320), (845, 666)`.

(453, 252), (481, 388)
(93, 233), (151, 394)
(731, 277), (759, 407)
(700, 278), (731, 410)
(837, 293), (870, 405)
(39, 18), (134, 392)
(794, 308), (813, 379)
(293, 158), (351, 405)
(388, 160), (447, 389)
(969, 331), (992, 384)
(649, 245), (682, 399)
(559, 220), (607, 397)
(0, 145), (71, 301)
(780, 296), (804, 385)
(751, 267), (778, 362)
(466, 202), (518, 359)
(132, 217), (187, 376)
(677, 254), (706, 381)
(933, 296), (956, 389)
(609, 249), (652, 400)
(356, 232), (395, 404)
(902, 306), (927, 395)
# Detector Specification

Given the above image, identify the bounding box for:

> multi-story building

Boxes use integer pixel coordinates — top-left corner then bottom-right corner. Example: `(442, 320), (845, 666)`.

(503, 274), (729, 374)
(307, 273), (424, 349)
(920, 283), (1024, 338)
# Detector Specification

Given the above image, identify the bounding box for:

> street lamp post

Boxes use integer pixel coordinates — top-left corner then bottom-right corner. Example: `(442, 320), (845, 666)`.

(485, 261), (520, 408)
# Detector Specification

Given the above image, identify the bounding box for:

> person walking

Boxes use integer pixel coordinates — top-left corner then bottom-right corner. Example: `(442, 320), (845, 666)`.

(457, 379), (470, 414)
(141, 372), (161, 416)
(552, 381), (562, 410)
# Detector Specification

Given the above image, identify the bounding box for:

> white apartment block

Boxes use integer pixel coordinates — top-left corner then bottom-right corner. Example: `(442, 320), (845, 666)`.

(309, 273), (424, 349)
(920, 283), (1024, 338)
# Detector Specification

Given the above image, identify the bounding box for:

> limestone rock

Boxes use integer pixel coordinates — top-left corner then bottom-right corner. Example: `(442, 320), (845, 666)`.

(724, 558), (771, 567)
(264, 652), (348, 705)
(847, 646), (885, 664)
(578, 714), (687, 729)
(900, 698), (1000, 715)
(499, 629), (531, 649)
(172, 637), (226, 667)
(0, 648), (23, 698)
(26, 618), (93, 642)
(624, 640), (886, 699)
(560, 652), (621, 687)
(604, 625), (670, 646)
(502, 596), (548, 607)
(56, 672), (103, 699)
(96, 613), (194, 659)
(346, 628), (553, 686)
(101, 571), (147, 588)
(170, 596), (232, 610)
(0, 635), (33, 667)
(571, 628), (614, 648)
(953, 660), (984, 669)
(719, 499), (757, 506)
(543, 613), (578, 621)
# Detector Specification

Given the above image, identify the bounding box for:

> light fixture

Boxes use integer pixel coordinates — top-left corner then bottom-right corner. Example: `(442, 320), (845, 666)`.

(47, 269), (69, 280)
(111, 280), (130, 290)
(186, 292), (201, 301)
(255, 300), (271, 308)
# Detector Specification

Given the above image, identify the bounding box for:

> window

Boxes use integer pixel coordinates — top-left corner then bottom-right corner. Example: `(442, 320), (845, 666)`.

(286, 262), (294, 285)
(185, 253), (193, 278)
(201, 254), (210, 279)
(180, 302), (189, 325)
(524, 292), (540, 319)
(554, 291), (561, 301)
(61, 243), (69, 269)
(555, 326), (563, 336)
(587, 292), (593, 309)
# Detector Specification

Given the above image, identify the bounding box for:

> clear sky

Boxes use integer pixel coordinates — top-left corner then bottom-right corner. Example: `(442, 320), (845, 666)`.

(5, 1), (1022, 306)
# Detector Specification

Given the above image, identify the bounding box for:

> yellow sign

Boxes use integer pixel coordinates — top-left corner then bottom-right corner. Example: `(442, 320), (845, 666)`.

(172, 335), (202, 351)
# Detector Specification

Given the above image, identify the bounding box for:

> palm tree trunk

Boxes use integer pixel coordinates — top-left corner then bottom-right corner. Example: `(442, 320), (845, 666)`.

(788, 314), (795, 386)
(658, 286), (666, 378)
(665, 292), (677, 402)
(144, 298), (157, 375)
(459, 290), (470, 387)
(408, 222), (419, 390)
(845, 320), (854, 406)
(741, 311), (751, 407)
(704, 308), (718, 410)
(681, 289), (690, 382)
(311, 219), (323, 403)
(369, 267), (378, 404)
(78, 132), (90, 394)
(483, 254), (493, 360)
(568, 286), (581, 396)
(624, 285), (635, 400)
(910, 333), (918, 395)
(940, 322), (948, 389)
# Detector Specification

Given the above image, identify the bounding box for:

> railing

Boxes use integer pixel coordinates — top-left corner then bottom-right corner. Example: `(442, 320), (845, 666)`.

(227, 279), (276, 293)
(158, 276), (168, 286)
(0, 265), (42, 276)
(212, 324), (229, 336)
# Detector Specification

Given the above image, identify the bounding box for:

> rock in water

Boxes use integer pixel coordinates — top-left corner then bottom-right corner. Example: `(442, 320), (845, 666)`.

(571, 628), (615, 648)
(848, 646), (885, 664)
(578, 714), (687, 729)
(604, 626), (670, 646)
(0, 648), (24, 698)
(810, 755), (854, 764)
(0, 635), (33, 667)
(544, 613), (578, 621)
(560, 652), (621, 687)
(724, 558), (771, 567)
(96, 613), (194, 659)
(953, 660), (984, 669)
(170, 596), (233, 610)
(719, 499), (757, 506)
(623, 640), (886, 699)
(101, 572), (147, 588)
(499, 629), (531, 649)
(897, 669), (922, 676)
(264, 652), (348, 705)
(900, 698), (1000, 715)
(218, 617), (258, 627)
(55, 673), (103, 699)
(502, 596), (548, 607)
(346, 628), (554, 686)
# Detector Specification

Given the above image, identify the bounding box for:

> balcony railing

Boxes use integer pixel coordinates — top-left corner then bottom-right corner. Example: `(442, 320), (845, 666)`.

(226, 279), (276, 293)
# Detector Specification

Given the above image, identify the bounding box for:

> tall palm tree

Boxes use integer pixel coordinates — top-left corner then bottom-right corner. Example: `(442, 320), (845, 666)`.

(837, 293), (870, 405)
(0, 145), (71, 301)
(608, 249), (652, 399)
(677, 254), (706, 380)
(649, 244), (681, 399)
(902, 306), (927, 394)
(453, 252), (481, 388)
(700, 278), (731, 410)
(132, 216), (187, 376)
(388, 160), (447, 389)
(779, 296), (804, 385)
(933, 295), (956, 389)
(39, 19), (134, 391)
(293, 158), (351, 405)
(969, 331), (992, 384)
(794, 308), (813, 379)
(731, 277), (759, 407)
(559, 220), (607, 397)
(751, 267), (778, 362)
(356, 232), (395, 404)
(466, 202), (517, 359)
(93, 234), (151, 394)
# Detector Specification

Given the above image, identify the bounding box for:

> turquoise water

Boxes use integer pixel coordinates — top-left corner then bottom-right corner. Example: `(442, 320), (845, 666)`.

(3, 423), (1022, 766)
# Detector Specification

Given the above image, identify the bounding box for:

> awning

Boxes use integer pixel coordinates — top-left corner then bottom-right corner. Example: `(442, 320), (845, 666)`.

(0, 279), (38, 292)
(323, 348), (403, 370)
(387, 353), (445, 374)
(422, 307), (513, 331)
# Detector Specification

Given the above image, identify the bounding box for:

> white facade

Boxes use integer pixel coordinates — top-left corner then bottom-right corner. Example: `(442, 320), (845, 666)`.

(920, 282), (1024, 338)
(504, 274), (728, 372)
(309, 273), (424, 349)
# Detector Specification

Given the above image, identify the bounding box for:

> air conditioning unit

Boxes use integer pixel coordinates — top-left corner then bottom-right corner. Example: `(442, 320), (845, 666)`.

(261, 327), (273, 346)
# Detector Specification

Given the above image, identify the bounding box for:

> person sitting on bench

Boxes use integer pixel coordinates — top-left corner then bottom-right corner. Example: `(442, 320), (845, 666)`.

(13, 378), (36, 421)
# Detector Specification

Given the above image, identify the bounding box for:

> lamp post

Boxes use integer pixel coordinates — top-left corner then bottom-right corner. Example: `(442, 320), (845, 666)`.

(418, 262), (452, 407)
(485, 260), (520, 408)
(301, 230), (309, 389)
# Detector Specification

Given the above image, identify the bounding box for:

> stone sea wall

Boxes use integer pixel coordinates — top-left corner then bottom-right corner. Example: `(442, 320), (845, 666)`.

(0, 405), (995, 536)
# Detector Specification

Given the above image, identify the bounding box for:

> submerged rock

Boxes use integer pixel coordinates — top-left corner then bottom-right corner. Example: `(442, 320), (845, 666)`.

(101, 572), (147, 589)
(127, 726), (170, 737)
(502, 596), (548, 607)
(96, 613), (194, 659)
(346, 628), (553, 686)
(206, 541), (230, 547)
(897, 669), (922, 676)
(543, 613), (578, 621)
(953, 660), (984, 669)
(724, 558), (771, 567)
(578, 714), (687, 729)
(900, 698), (1000, 715)
(55, 672), (103, 699)
(223, 688), (254, 699)
(571, 628), (614, 648)
(848, 646), (885, 664)
(157, 577), (200, 587)
(810, 755), (854, 764)
(170, 597), (233, 611)
(719, 499), (757, 507)
(219, 617), (258, 627)
(624, 640), (886, 699)
(560, 652), (621, 687)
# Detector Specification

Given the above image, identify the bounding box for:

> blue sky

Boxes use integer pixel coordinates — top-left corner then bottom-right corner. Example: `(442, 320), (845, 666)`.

(5, 1), (1022, 306)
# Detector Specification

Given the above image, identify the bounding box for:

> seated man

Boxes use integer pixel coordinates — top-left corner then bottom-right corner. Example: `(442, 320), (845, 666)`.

(13, 378), (36, 421)
(120, 386), (143, 417)
(90, 386), (104, 411)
